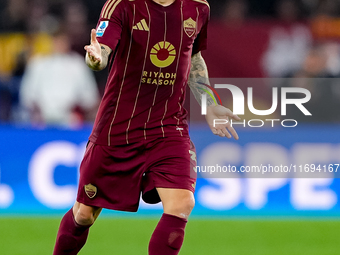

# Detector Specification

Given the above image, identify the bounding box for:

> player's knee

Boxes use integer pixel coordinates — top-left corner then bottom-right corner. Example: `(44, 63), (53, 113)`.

(174, 195), (195, 217)
(74, 210), (94, 226)
(183, 195), (195, 212)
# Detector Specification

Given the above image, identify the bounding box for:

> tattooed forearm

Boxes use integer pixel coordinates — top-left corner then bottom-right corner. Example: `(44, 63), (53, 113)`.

(101, 46), (109, 61)
(188, 52), (216, 106)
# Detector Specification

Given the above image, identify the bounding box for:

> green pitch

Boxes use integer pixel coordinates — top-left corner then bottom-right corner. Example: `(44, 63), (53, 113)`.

(1, 217), (340, 255)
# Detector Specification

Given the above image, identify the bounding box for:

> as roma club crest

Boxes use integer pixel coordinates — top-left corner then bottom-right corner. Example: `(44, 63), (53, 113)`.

(184, 18), (196, 37)
(84, 184), (97, 199)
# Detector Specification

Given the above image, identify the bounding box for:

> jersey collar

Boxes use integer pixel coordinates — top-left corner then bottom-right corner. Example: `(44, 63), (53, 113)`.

(146, 0), (181, 11)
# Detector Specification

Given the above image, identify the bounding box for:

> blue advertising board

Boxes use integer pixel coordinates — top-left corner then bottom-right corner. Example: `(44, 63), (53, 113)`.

(0, 124), (340, 216)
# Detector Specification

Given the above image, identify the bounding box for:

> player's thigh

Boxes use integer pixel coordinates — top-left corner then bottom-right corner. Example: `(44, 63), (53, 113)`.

(77, 141), (145, 212)
(156, 188), (195, 219)
(73, 201), (102, 225)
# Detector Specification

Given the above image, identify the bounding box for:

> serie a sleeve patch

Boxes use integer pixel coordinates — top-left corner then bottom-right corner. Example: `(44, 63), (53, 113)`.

(96, 21), (109, 37)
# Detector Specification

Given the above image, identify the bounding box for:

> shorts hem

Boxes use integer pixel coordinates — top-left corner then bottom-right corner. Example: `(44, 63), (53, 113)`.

(153, 183), (195, 194)
(76, 198), (138, 212)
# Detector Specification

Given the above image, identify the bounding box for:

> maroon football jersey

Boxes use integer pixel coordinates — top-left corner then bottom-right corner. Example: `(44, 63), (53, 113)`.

(90, 0), (209, 145)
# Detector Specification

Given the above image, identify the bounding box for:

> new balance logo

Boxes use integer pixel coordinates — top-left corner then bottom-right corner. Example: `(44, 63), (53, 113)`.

(133, 19), (149, 31)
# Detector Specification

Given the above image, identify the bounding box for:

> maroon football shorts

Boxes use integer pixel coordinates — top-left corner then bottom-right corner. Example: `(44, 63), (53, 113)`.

(76, 137), (197, 212)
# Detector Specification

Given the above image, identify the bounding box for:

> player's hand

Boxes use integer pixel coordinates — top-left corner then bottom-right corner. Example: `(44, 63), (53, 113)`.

(84, 29), (102, 68)
(205, 105), (240, 140)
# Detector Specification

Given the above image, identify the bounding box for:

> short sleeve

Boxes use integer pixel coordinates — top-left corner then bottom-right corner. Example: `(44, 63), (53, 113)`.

(192, 7), (210, 55)
(95, 0), (125, 51)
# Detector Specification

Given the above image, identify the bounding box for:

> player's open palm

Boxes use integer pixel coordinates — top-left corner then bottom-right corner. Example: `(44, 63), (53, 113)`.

(84, 29), (102, 68)
(205, 105), (240, 140)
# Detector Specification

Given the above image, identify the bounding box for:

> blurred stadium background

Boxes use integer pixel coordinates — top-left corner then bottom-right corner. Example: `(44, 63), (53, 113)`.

(1, 0), (340, 254)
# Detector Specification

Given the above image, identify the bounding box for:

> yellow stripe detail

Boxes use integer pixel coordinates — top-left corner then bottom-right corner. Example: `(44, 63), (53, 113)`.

(141, 19), (149, 31)
(107, 0), (123, 19)
(107, 3), (135, 145)
(139, 20), (146, 30)
(126, 8), (151, 144)
(143, 1), (151, 140)
(137, 23), (144, 30)
(191, 0), (210, 8)
(100, 1), (109, 17)
(103, 0), (117, 19)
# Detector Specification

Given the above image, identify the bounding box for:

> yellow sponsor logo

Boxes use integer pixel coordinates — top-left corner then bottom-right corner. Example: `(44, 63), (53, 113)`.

(142, 71), (176, 86)
(150, 41), (176, 68)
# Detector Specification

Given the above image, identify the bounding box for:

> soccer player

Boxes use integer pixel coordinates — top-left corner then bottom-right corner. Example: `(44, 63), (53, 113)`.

(53, 0), (240, 254)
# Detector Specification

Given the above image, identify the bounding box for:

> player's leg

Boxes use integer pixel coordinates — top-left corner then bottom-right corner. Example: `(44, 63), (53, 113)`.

(156, 188), (195, 219)
(53, 201), (102, 255)
(148, 188), (195, 255)
(73, 201), (102, 225)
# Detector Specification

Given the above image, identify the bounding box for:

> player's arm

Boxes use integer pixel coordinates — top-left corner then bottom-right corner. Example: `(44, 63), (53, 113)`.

(85, 29), (112, 71)
(189, 52), (240, 140)
(188, 52), (215, 106)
